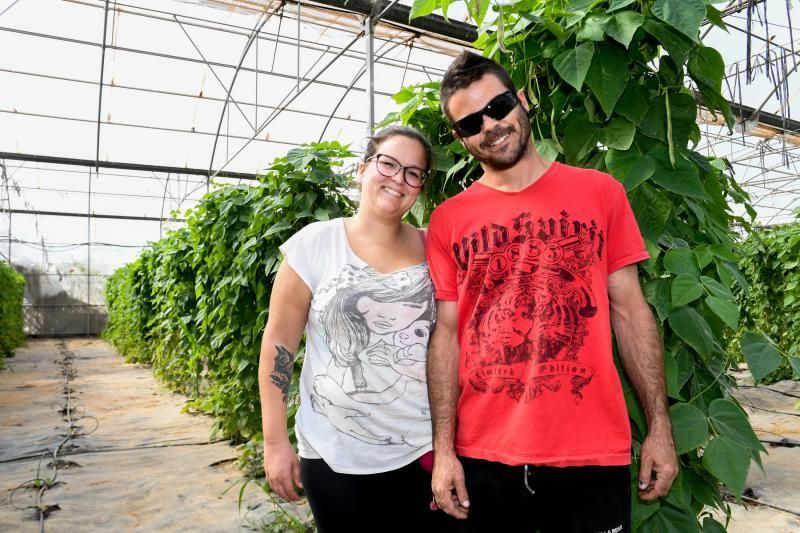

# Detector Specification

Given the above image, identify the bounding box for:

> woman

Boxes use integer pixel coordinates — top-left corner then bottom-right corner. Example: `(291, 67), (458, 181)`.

(258, 126), (443, 532)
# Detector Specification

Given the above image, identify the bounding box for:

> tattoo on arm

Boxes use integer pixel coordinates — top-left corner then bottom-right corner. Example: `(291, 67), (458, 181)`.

(271, 345), (295, 403)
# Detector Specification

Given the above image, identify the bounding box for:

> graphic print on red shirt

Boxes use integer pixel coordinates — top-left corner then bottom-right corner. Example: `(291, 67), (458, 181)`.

(457, 209), (604, 404)
(426, 162), (650, 466)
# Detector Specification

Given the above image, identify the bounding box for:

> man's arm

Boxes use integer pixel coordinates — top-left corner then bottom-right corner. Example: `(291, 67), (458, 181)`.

(427, 299), (470, 519)
(608, 264), (677, 501)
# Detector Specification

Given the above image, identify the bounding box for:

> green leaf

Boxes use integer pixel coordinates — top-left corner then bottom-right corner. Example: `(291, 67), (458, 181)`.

(605, 11), (645, 48)
(585, 43), (630, 117)
(669, 306), (713, 358)
(652, 0), (706, 42)
(562, 111), (601, 163)
(700, 276), (735, 301)
(633, 497), (661, 530)
(705, 296), (739, 330)
(623, 157), (656, 191)
(641, 17), (694, 64)
(671, 274), (703, 308)
(602, 117), (636, 150)
(788, 356), (800, 379)
(664, 347), (682, 399)
(535, 138), (561, 161)
(688, 46), (729, 128)
(740, 331), (784, 384)
(645, 278), (671, 322)
(630, 184), (672, 242)
(708, 399), (763, 452)
(704, 5), (727, 31)
(702, 516), (727, 533)
(702, 436), (751, 499)
(682, 468), (720, 508)
(553, 42), (595, 91)
(616, 84), (650, 125)
(392, 87), (415, 104)
(650, 150), (710, 200)
(709, 243), (737, 262)
(688, 46), (725, 93)
(608, 0), (637, 11)
(440, 0), (451, 21)
(577, 13), (610, 42)
(694, 245), (713, 269)
(664, 248), (700, 277)
(664, 469), (691, 511)
(670, 403), (708, 454)
(640, 502), (700, 533)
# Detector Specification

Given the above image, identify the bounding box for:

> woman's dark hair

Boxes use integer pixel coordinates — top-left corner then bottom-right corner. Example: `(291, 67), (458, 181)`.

(363, 125), (433, 172)
(440, 51), (516, 121)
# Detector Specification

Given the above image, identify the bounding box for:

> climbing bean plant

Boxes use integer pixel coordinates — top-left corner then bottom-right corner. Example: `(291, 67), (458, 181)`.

(735, 220), (800, 384)
(105, 142), (355, 443)
(0, 260), (25, 365)
(388, 0), (770, 530)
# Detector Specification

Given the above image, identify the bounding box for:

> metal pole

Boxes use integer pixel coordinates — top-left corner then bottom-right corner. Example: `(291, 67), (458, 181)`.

(96, 0), (110, 168)
(2, 161), (10, 263)
(297, 0), (301, 93)
(87, 167), (92, 336)
(365, 16), (375, 134)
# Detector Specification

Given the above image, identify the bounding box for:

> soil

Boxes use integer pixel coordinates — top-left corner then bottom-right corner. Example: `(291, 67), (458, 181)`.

(0, 338), (311, 532)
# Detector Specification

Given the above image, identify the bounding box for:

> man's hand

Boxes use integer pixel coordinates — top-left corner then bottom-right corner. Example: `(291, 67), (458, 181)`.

(431, 453), (470, 519)
(638, 428), (677, 500)
(264, 440), (303, 501)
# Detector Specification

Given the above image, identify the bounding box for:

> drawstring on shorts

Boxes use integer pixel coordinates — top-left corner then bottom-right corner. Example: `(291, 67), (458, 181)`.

(524, 464), (536, 495)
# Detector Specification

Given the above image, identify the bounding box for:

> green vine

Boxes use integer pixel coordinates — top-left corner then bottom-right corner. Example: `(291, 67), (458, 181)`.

(734, 219), (800, 384)
(104, 142), (355, 444)
(0, 260), (26, 365)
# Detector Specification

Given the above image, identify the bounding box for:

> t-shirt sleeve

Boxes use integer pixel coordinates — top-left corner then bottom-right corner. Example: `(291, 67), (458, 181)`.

(426, 206), (458, 301)
(278, 224), (319, 291)
(605, 179), (650, 274)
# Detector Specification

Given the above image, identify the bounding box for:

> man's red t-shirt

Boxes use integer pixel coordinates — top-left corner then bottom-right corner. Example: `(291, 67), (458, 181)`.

(426, 162), (649, 467)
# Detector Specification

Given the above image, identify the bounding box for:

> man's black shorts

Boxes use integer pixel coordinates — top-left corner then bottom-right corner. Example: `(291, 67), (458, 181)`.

(450, 456), (631, 533)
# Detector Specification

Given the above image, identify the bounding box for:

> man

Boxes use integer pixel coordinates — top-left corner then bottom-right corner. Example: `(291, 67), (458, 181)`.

(425, 51), (677, 532)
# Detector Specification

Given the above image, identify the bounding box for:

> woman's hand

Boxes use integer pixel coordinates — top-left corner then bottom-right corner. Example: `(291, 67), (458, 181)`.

(264, 439), (303, 501)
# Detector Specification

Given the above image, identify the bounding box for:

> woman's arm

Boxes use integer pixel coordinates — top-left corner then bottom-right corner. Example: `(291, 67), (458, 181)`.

(258, 259), (312, 501)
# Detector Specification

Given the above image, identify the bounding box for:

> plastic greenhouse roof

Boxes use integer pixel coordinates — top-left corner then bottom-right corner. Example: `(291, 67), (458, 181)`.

(0, 0), (799, 278)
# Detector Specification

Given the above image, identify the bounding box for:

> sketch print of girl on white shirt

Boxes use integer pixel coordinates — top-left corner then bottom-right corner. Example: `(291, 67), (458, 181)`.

(312, 263), (434, 448)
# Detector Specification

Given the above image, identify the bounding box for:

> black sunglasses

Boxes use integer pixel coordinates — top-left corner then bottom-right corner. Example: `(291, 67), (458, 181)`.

(452, 90), (519, 138)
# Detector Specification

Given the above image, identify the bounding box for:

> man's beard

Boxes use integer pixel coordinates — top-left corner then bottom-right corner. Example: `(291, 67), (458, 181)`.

(470, 109), (531, 171)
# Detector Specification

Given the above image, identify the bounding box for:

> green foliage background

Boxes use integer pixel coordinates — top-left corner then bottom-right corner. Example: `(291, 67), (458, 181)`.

(0, 260), (26, 365)
(104, 142), (355, 442)
(734, 221), (800, 384)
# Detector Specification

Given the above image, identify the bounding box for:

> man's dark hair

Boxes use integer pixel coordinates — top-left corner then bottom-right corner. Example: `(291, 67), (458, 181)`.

(440, 51), (516, 122)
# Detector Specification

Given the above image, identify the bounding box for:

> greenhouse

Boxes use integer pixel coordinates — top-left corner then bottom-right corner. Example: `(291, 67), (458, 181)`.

(1, 0), (799, 531)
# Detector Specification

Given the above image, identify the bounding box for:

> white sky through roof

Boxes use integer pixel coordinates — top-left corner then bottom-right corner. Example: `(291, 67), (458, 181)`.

(0, 0), (798, 285)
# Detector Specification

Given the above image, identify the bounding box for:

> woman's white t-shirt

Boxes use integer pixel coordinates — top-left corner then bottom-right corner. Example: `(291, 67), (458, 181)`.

(278, 218), (435, 474)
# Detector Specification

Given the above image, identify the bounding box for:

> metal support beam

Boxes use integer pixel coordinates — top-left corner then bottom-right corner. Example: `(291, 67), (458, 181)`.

(0, 152), (261, 181)
(5, 208), (186, 223)
(365, 15), (375, 133)
(96, 0), (110, 169)
(207, 6), (277, 185)
(211, 30), (365, 178)
(306, 0), (477, 44)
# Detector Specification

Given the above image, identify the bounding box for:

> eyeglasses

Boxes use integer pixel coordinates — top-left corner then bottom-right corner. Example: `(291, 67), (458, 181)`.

(364, 153), (429, 188)
(452, 90), (519, 138)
